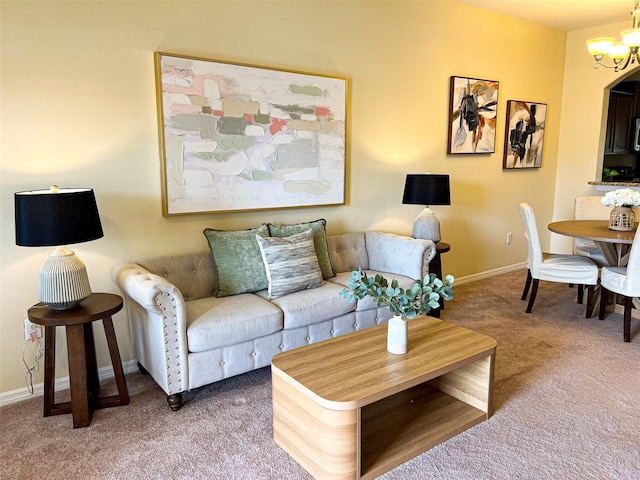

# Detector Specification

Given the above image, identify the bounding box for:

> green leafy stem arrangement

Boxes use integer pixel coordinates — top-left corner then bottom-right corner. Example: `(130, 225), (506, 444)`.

(339, 269), (455, 319)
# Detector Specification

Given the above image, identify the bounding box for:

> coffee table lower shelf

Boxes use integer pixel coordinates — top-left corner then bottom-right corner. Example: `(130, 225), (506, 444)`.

(360, 382), (486, 479)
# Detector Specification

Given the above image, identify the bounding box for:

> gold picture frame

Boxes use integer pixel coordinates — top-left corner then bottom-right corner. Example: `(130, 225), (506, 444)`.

(154, 52), (348, 216)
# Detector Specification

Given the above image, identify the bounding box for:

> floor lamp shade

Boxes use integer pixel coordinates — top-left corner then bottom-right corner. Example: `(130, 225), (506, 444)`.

(15, 187), (104, 309)
(402, 174), (451, 242)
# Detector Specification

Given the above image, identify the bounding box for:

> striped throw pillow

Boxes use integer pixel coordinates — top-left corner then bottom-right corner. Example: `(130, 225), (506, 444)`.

(256, 229), (323, 299)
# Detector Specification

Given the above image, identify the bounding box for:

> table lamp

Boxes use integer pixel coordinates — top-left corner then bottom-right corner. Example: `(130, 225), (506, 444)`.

(15, 186), (104, 310)
(402, 174), (451, 242)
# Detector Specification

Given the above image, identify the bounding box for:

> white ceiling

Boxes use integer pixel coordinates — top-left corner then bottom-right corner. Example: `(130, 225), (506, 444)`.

(452, 0), (632, 32)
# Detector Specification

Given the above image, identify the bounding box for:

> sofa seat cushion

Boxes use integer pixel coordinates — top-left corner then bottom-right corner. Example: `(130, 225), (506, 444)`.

(328, 270), (417, 311)
(256, 282), (355, 329)
(186, 293), (283, 353)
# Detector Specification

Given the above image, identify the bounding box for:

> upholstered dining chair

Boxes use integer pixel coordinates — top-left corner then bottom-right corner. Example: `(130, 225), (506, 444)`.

(519, 203), (599, 314)
(598, 229), (640, 342)
(573, 196), (611, 266)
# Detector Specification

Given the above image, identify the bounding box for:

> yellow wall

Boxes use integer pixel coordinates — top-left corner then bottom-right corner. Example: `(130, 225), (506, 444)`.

(1, 1), (567, 394)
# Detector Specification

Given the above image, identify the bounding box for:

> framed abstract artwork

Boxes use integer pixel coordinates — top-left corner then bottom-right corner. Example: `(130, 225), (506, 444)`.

(503, 100), (547, 169)
(154, 52), (348, 216)
(447, 76), (499, 154)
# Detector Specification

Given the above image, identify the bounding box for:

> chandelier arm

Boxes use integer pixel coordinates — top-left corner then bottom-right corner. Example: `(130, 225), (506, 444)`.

(593, 60), (615, 70)
(616, 50), (638, 72)
(615, 54), (634, 72)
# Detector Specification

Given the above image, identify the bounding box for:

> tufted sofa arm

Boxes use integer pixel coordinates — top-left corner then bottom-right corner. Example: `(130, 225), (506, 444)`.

(419, 239), (437, 279)
(365, 232), (436, 280)
(112, 263), (189, 409)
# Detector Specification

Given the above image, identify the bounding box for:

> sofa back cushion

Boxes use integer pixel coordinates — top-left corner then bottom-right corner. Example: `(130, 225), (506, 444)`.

(139, 252), (217, 301)
(327, 232), (369, 273)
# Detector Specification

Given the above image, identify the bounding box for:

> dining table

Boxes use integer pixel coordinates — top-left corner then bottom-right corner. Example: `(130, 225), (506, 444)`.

(547, 220), (637, 267)
(548, 219), (638, 317)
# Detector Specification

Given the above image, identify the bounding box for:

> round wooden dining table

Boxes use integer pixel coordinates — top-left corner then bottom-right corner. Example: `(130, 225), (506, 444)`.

(548, 220), (637, 266)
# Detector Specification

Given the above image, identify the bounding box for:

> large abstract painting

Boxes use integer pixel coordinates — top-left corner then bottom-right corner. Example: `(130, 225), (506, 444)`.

(447, 76), (499, 154)
(503, 100), (547, 169)
(154, 52), (347, 216)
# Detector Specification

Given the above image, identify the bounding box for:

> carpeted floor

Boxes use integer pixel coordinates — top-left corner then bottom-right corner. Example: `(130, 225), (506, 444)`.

(1, 269), (639, 479)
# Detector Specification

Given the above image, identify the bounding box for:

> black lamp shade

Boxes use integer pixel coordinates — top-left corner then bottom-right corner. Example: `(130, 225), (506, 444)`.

(402, 174), (451, 206)
(15, 188), (104, 247)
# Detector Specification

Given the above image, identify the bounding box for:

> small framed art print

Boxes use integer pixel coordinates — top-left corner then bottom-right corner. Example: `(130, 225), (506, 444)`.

(503, 100), (547, 169)
(447, 76), (499, 154)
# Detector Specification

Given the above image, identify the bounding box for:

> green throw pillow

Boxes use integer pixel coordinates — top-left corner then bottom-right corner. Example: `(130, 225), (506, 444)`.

(266, 219), (335, 280)
(203, 224), (269, 297)
(256, 229), (323, 299)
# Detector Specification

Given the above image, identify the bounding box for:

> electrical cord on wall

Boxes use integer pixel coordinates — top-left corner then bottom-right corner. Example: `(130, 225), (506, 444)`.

(22, 313), (43, 394)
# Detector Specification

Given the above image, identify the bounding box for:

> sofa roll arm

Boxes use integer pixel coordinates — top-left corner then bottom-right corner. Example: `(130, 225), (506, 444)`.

(365, 232), (436, 280)
(112, 263), (189, 399)
(112, 263), (186, 314)
(418, 239), (437, 280)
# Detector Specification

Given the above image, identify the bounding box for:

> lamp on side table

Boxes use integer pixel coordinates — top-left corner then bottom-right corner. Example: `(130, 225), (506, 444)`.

(14, 186), (104, 309)
(403, 174), (452, 317)
(402, 174), (450, 242)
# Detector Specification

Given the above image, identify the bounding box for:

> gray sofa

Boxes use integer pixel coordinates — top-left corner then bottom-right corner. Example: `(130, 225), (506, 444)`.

(113, 231), (435, 410)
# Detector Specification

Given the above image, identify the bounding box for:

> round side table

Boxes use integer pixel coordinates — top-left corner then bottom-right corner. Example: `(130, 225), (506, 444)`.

(28, 293), (130, 428)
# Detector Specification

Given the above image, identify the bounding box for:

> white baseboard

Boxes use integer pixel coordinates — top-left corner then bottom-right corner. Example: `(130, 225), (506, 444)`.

(453, 262), (526, 286)
(0, 359), (139, 408)
(0, 263), (527, 408)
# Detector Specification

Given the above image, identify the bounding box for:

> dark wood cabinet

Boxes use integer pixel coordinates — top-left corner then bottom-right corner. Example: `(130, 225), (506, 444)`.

(605, 91), (635, 153)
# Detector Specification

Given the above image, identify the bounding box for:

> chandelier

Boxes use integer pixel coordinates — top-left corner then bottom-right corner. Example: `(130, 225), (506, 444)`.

(586, 0), (640, 72)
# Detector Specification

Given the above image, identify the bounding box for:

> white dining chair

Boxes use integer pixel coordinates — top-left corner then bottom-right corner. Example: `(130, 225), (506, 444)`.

(520, 203), (599, 314)
(573, 196), (611, 266)
(598, 229), (640, 342)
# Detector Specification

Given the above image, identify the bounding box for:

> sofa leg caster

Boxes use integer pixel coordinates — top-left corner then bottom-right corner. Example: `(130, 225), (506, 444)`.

(137, 362), (148, 375)
(167, 393), (183, 411)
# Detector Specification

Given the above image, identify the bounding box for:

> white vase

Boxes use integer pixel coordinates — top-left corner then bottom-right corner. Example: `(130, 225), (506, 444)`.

(387, 315), (408, 354)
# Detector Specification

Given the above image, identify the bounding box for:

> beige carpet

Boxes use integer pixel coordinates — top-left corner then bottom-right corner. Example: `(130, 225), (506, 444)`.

(1, 269), (639, 479)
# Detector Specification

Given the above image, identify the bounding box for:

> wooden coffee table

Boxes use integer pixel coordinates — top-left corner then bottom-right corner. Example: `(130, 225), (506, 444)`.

(271, 316), (497, 480)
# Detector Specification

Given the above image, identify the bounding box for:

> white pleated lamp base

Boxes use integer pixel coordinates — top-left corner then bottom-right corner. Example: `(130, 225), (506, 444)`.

(37, 246), (92, 310)
(411, 207), (441, 242)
